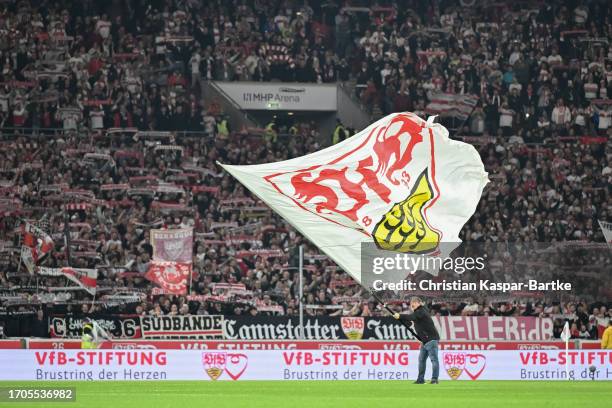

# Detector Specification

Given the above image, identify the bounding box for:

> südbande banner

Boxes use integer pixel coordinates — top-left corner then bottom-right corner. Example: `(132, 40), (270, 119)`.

(220, 112), (488, 282)
(214, 81), (337, 111)
(140, 315), (224, 339)
(1, 350), (610, 381)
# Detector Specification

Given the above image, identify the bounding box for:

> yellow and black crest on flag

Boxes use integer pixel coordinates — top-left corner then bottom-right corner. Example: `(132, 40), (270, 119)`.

(372, 169), (440, 254)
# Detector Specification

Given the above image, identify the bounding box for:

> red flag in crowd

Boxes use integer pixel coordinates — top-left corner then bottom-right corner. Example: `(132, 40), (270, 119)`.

(38, 267), (97, 295)
(145, 261), (192, 295)
(21, 221), (54, 274)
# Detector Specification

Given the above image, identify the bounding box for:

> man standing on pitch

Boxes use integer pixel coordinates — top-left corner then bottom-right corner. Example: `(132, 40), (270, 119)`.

(393, 297), (440, 384)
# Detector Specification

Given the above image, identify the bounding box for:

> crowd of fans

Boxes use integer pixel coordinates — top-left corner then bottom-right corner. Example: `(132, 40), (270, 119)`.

(1, 0), (610, 135)
(0, 0), (610, 340)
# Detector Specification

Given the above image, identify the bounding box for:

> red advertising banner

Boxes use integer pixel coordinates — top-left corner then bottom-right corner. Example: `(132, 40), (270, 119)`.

(0, 339), (22, 349)
(579, 341), (604, 349)
(24, 340), (574, 350)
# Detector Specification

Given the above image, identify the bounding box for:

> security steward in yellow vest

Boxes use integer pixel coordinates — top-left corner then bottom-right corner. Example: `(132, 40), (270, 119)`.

(81, 322), (97, 349)
(264, 121), (278, 143)
(332, 120), (347, 145)
(217, 117), (229, 139)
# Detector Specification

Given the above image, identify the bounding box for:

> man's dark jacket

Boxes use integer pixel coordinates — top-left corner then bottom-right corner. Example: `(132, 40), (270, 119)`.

(400, 305), (440, 343)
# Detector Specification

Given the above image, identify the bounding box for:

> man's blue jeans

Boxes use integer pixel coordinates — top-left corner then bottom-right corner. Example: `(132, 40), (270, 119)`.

(417, 340), (439, 382)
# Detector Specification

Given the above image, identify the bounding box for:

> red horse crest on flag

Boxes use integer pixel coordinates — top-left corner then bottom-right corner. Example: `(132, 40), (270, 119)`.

(265, 113), (441, 254)
(147, 228), (194, 294)
(145, 262), (191, 295)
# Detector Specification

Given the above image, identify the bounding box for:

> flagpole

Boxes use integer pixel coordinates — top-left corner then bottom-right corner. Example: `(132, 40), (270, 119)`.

(17, 220), (23, 274)
(189, 266), (193, 295)
(64, 211), (72, 265)
(565, 336), (569, 381)
(368, 289), (422, 342)
(298, 245), (304, 340)
(564, 321), (569, 380)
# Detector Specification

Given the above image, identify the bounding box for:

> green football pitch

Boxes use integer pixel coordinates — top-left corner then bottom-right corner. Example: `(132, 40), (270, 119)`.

(0, 381), (610, 408)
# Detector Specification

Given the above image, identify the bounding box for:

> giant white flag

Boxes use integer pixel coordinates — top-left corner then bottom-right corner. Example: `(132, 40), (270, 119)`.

(220, 113), (488, 283)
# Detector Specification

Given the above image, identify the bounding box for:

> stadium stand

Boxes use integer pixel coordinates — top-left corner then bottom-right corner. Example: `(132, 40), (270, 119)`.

(0, 0), (610, 340)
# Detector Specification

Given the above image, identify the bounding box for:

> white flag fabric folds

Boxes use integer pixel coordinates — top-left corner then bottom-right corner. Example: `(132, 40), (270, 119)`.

(20, 246), (37, 275)
(560, 321), (571, 342)
(220, 112), (488, 283)
(38, 267), (97, 295)
(599, 220), (612, 244)
(90, 320), (112, 342)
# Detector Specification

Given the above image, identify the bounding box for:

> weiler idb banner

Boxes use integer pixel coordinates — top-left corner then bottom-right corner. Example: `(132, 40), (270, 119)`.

(0, 350), (610, 381)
